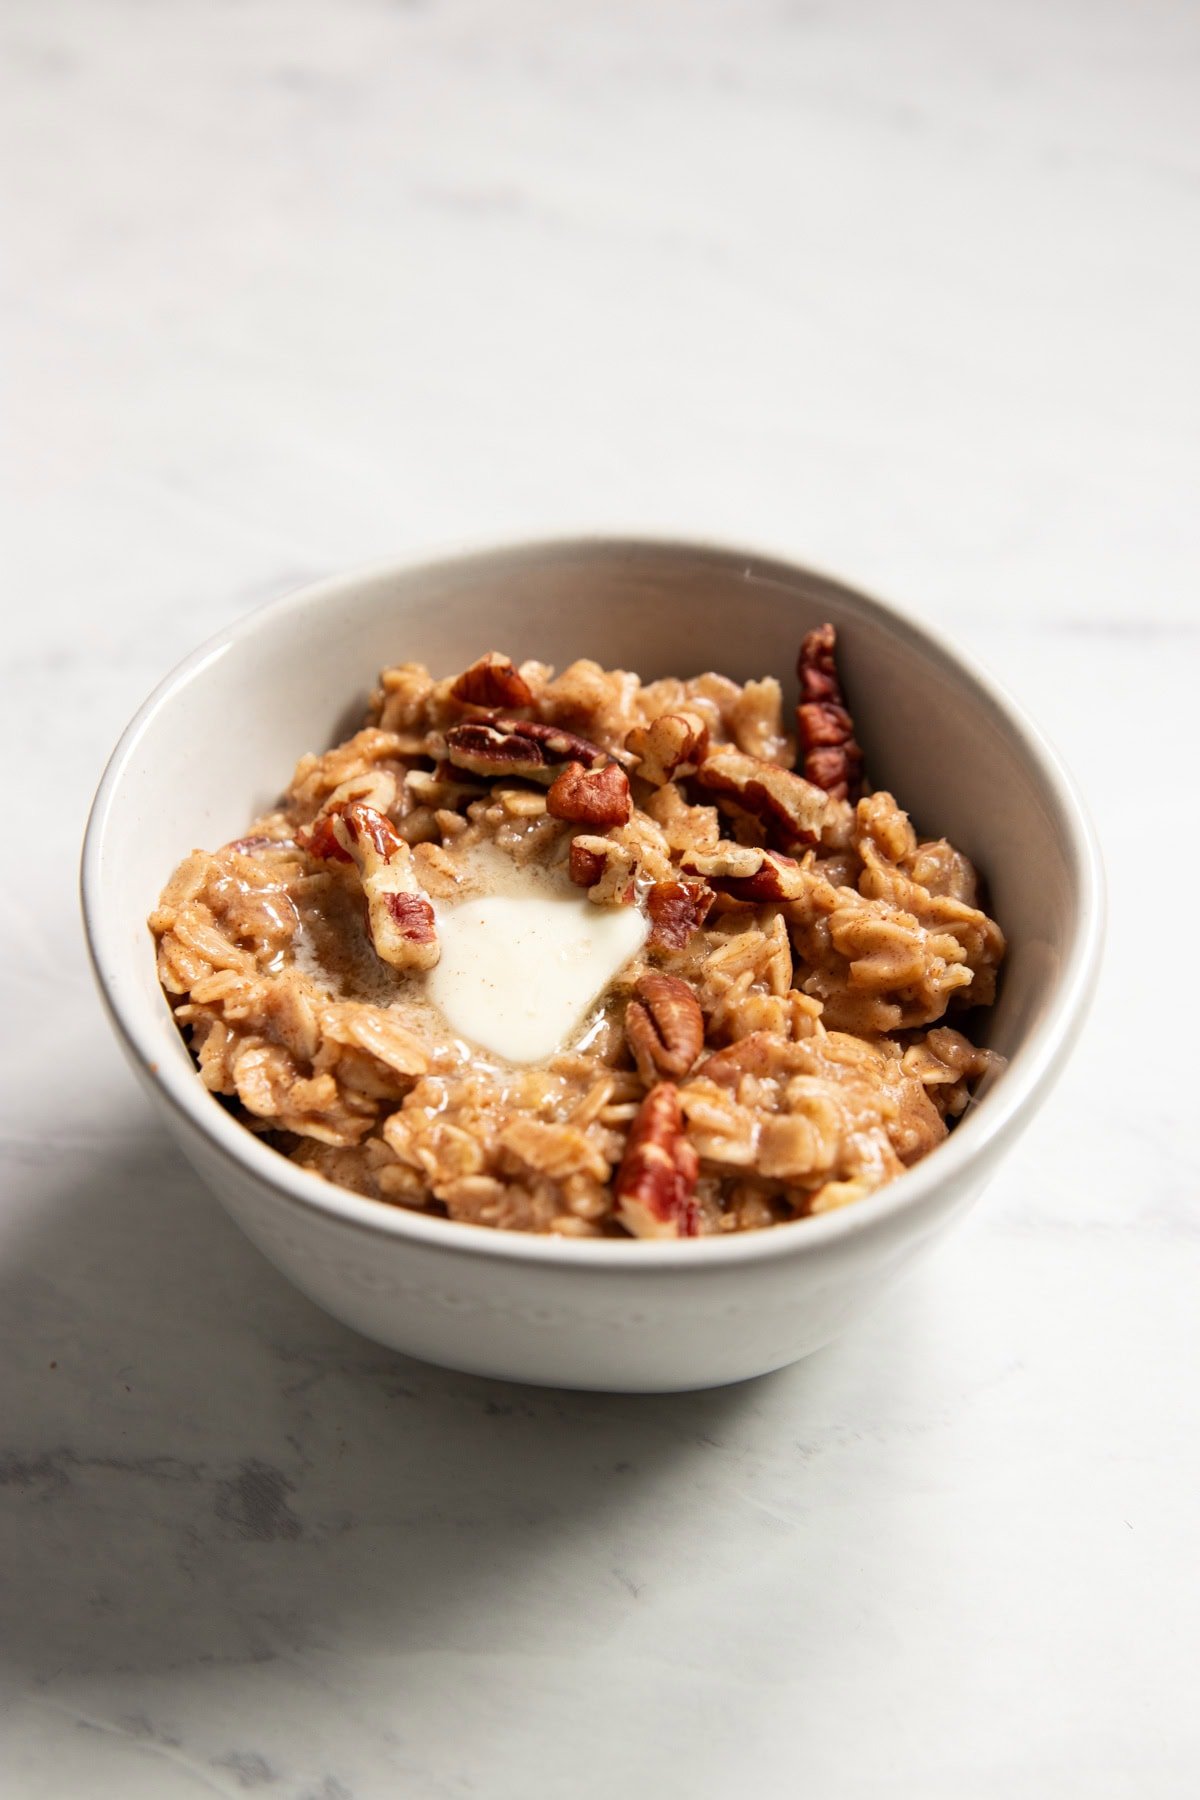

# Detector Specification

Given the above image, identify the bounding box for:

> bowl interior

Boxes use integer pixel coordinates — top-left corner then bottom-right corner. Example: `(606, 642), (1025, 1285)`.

(87, 538), (1095, 1199)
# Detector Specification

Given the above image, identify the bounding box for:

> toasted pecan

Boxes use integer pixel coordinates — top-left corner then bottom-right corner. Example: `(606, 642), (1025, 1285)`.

(796, 623), (864, 802)
(614, 1083), (700, 1239)
(298, 813), (353, 864)
(566, 835), (638, 905)
(695, 745), (832, 849)
(444, 717), (608, 782)
(302, 801), (439, 971)
(645, 878), (714, 950)
(546, 761), (632, 828)
(625, 711), (710, 786)
(680, 843), (807, 903)
(625, 973), (705, 1085)
(449, 653), (534, 711)
(569, 837), (609, 889)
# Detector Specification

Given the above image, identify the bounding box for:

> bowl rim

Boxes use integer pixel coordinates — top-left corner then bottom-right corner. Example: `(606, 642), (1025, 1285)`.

(81, 532), (1105, 1271)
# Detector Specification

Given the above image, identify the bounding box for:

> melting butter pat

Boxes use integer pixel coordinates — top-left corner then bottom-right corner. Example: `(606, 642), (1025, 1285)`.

(427, 875), (648, 1066)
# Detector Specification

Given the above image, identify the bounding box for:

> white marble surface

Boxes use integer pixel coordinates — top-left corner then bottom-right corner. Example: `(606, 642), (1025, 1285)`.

(2, 0), (1198, 1793)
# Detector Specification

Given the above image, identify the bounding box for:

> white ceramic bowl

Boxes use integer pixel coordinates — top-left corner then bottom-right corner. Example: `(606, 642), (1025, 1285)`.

(83, 537), (1103, 1392)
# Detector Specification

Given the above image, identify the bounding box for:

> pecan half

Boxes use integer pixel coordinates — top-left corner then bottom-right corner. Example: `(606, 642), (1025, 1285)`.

(625, 710), (710, 786)
(695, 745), (831, 849)
(646, 878), (714, 950)
(444, 717), (607, 782)
(680, 844), (806, 903)
(614, 1082), (700, 1239)
(449, 652), (534, 711)
(625, 973), (705, 1085)
(796, 623), (864, 802)
(301, 802), (439, 971)
(546, 761), (632, 828)
(513, 718), (612, 765)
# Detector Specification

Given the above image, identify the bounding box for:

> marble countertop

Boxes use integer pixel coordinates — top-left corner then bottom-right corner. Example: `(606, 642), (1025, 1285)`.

(3, 1), (1197, 1794)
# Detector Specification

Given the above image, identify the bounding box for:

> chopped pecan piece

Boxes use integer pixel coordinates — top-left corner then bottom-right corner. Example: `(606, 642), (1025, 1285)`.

(569, 837), (608, 888)
(646, 878), (714, 950)
(301, 802), (439, 972)
(449, 652), (534, 711)
(614, 1082), (700, 1239)
(695, 745), (832, 849)
(567, 835), (637, 904)
(625, 710), (710, 786)
(444, 717), (608, 783)
(546, 761), (632, 828)
(796, 623), (864, 802)
(298, 812), (353, 864)
(625, 974), (705, 1085)
(680, 844), (806, 903)
(383, 891), (438, 944)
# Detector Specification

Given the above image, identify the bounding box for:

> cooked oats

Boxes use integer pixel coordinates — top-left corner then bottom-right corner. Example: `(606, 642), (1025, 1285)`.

(150, 630), (1005, 1238)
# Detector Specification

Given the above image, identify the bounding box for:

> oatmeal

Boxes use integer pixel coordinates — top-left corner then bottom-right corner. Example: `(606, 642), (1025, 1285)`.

(150, 634), (1006, 1238)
